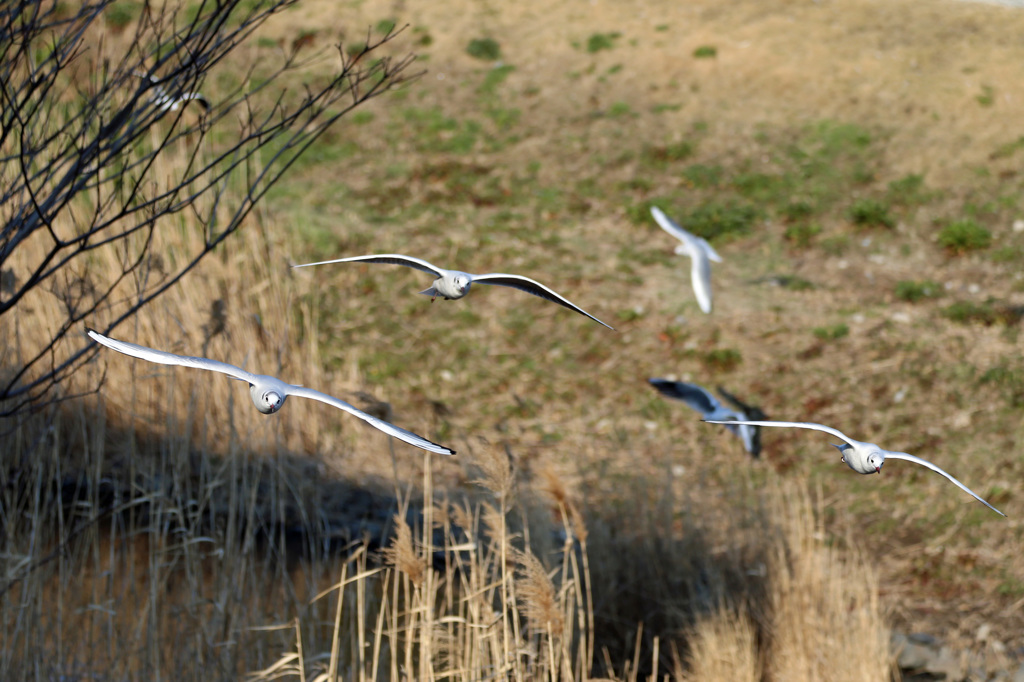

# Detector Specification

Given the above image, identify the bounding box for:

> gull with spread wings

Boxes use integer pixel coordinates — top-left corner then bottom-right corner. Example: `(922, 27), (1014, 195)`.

(134, 70), (210, 112)
(651, 206), (721, 314)
(649, 379), (767, 458)
(87, 329), (454, 456)
(703, 418), (1004, 516)
(292, 254), (614, 330)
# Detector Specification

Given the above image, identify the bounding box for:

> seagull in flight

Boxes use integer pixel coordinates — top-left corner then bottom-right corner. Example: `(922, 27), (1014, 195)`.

(134, 70), (210, 112)
(702, 419), (1004, 516)
(649, 379), (766, 457)
(87, 329), (454, 456)
(291, 253), (614, 330)
(650, 206), (721, 314)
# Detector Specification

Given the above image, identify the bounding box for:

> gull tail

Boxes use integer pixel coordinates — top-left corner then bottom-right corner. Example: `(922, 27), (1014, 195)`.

(418, 286), (439, 300)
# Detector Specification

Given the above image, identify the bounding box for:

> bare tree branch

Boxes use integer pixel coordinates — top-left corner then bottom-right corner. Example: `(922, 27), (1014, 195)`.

(0, 0), (418, 418)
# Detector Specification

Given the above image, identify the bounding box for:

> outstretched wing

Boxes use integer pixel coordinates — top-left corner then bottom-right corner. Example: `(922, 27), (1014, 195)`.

(649, 379), (721, 415)
(472, 273), (615, 330)
(651, 206), (722, 261)
(689, 251), (714, 314)
(285, 385), (455, 456)
(291, 254), (445, 278)
(885, 452), (1005, 517)
(133, 70), (209, 112)
(87, 328), (256, 383)
(716, 386), (764, 418)
(702, 419), (858, 448)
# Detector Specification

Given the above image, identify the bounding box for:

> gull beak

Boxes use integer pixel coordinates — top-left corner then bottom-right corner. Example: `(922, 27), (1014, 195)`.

(875, 466), (881, 474)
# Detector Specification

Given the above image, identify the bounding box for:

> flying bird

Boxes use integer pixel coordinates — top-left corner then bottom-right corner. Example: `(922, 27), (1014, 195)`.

(134, 70), (210, 112)
(650, 206), (721, 314)
(702, 419), (1004, 516)
(291, 253), (614, 330)
(87, 329), (454, 456)
(649, 379), (766, 457)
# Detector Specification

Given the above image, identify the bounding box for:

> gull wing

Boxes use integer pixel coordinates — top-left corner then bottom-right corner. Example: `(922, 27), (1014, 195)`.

(649, 379), (722, 415)
(689, 251), (714, 314)
(696, 236), (723, 263)
(651, 379), (741, 437)
(166, 93), (210, 111)
(650, 206), (691, 245)
(716, 386), (763, 418)
(885, 452), (1005, 517)
(285, 385), (455, 456)
(702, 419), (858, 448)
(87, 329), (256, 384)
(472, 273), (615, 330)
(652, 206), (716, 313)
(291, 254), (446, 278)
(651, 206), (721, 261)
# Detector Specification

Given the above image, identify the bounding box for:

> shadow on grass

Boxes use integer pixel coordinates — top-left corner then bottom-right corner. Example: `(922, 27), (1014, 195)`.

(0, 393), (888, 681)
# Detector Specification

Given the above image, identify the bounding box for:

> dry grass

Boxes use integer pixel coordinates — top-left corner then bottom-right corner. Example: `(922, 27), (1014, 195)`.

(6, 0), (1024, 678)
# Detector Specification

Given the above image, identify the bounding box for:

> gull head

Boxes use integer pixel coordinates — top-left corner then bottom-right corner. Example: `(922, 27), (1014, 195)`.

(250, 384), (285, 414)
(453, 273), (471, 296)
(867, 452), (883, 474)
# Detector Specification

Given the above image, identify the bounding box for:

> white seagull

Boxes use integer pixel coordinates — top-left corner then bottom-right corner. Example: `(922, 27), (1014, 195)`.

(649, 379), (765, 457)
(291, 254), (614, 330)
(650, 206), (721, 314)
(134, 70), (210, 112)
(702, 419), (1004, 516)
(87, 329), (454, 456)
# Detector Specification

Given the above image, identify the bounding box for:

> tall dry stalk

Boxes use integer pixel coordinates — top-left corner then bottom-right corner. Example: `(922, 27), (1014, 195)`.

(764, 486), (889, 682)
(683, 604), (762, 682)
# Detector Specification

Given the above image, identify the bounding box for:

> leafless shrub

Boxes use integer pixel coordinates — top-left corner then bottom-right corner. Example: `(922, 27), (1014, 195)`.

(0, 0), (415, 417)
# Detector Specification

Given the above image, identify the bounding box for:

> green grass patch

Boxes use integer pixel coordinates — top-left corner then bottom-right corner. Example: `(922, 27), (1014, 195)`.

(887, 173), (934, 206)
(980, 363), (1024, 408)
(894, 280), (943, 303)
(703, 348), (742, 372)
(734, 172), (791, 204)
(977, 84), (995, 107)
(813, 323), (849, 341)
(938, 219), (991, 254)
(413, 26), (433, 47)
(784, 222), (822, 249)
(991, 244), (1024, 263)
(606, 101), (633, 118)
(586, 32), (621, 53)
(942, 300), (1023, 326)
(681, 164), (723, 188)
(779, 276), (815, 291)
(820, 234), (851, 256)
(351, 111), (375, 125)
(466, 37), (501, 61)
(478, 64), (515, 96)
(991, 135), (1024, 160)
(848, 198), (894, 229)
(693, 45), (717, 58)
(685, 201), (759, 241)
(400, 107), (481, 154)
(640, 140), (694, 168)
(104, 1), (140, 29)
(780, 200), (815, 222)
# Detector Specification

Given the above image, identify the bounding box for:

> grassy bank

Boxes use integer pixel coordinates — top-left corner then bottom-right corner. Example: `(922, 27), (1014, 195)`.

(4, 0), (1024, 678)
